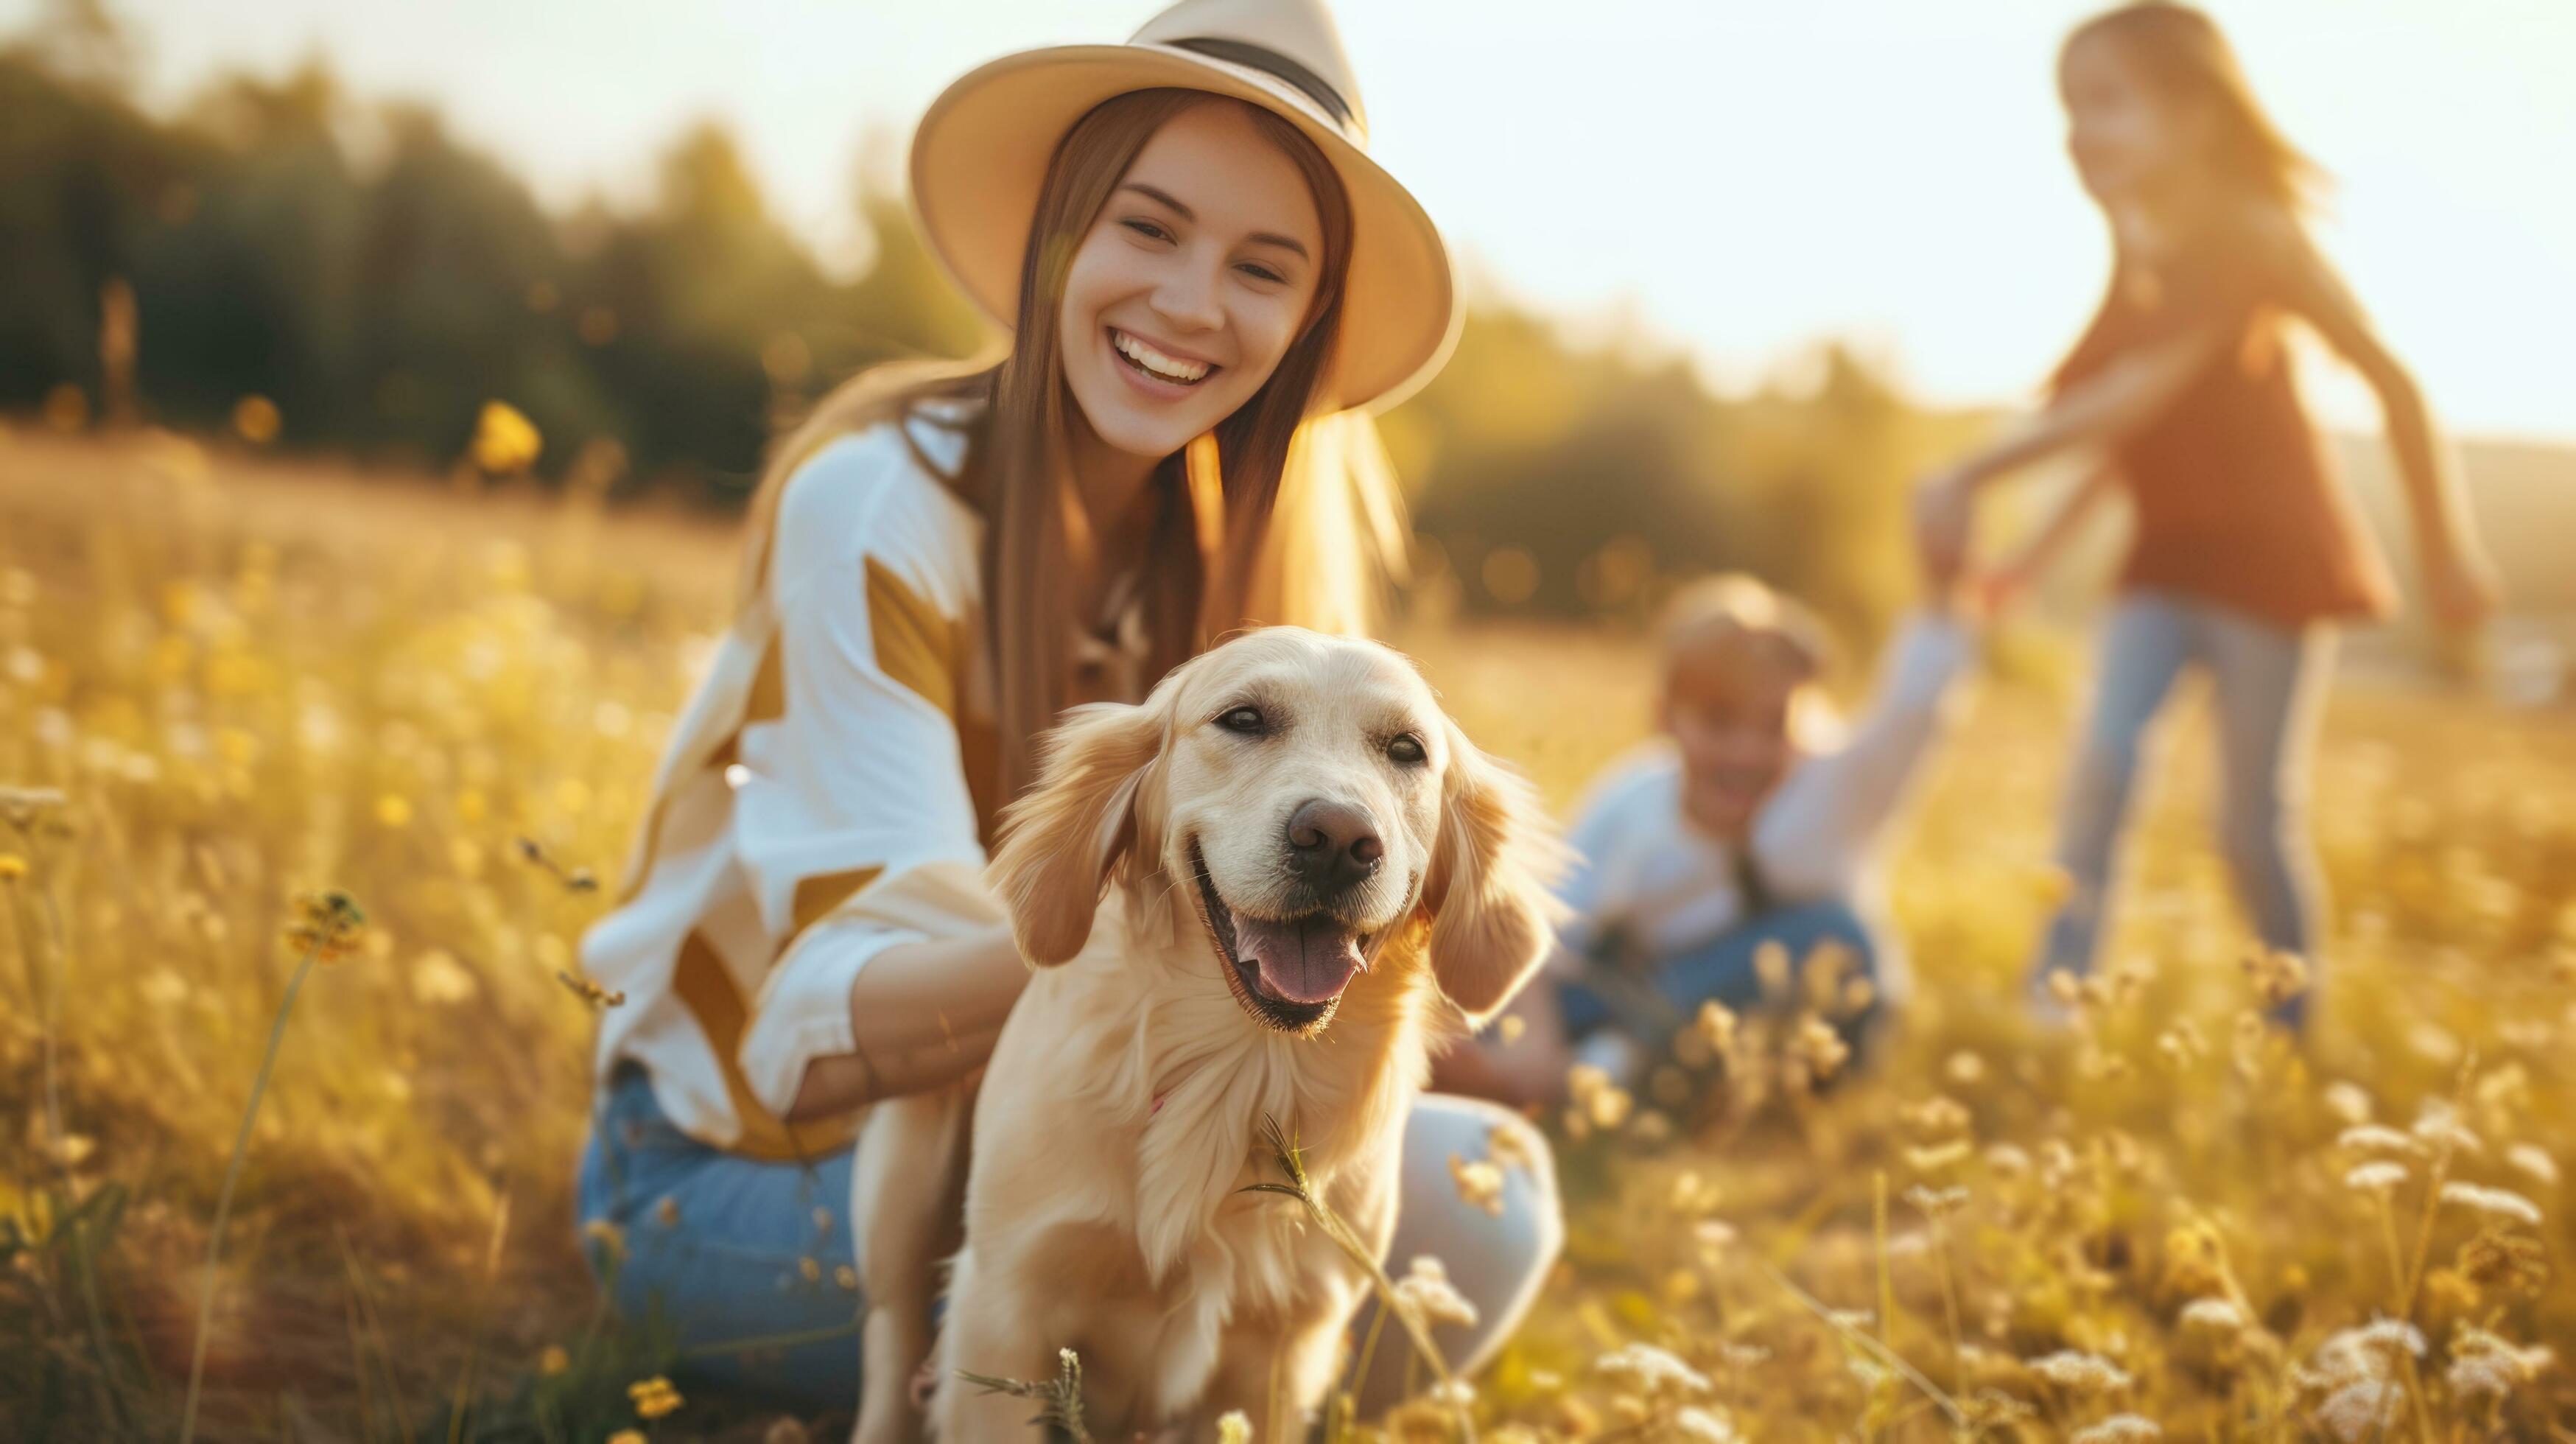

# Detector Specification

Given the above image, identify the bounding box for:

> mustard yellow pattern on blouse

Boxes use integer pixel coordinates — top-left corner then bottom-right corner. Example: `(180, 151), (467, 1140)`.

(660, 555), (983, 1160)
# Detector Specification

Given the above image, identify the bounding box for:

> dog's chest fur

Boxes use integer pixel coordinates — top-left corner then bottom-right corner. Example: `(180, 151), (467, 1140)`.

(964, 891), (1437, 1418)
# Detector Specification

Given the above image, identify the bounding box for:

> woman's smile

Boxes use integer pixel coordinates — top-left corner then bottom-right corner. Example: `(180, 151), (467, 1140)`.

(1107, 326), (1219, 390)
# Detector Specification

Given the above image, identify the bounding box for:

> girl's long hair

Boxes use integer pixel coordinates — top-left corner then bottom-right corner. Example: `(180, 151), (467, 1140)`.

(2064, 2), (2327, 215)
(735, 88), (1396, 805)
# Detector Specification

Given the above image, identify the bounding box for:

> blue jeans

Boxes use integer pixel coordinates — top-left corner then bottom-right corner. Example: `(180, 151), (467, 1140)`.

(2034, 591), (2334, 1026)
(1557, 898), (1886, 1054)
(577, 1066), (861, 1405)
(578, 1068), (1562, 1412)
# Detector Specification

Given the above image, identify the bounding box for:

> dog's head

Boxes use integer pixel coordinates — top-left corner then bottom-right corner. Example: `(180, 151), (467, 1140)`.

(987, 627), (1564, 1034)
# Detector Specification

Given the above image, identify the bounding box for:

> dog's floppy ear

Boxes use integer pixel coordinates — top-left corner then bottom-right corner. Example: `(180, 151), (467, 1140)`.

(986, 699), (1168, 966)
(1421, 718), (1570, 1025)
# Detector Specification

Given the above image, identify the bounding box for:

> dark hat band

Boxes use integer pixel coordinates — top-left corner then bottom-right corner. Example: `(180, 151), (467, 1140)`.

(1165, 35), (1357, 133)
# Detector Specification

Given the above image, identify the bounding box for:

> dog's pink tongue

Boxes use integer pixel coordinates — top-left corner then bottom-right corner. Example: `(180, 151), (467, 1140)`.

(1232, 916), (1364, 1004)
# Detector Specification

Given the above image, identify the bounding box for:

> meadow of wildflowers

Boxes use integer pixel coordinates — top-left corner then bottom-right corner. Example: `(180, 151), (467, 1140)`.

(1, 426), (2569, 1440)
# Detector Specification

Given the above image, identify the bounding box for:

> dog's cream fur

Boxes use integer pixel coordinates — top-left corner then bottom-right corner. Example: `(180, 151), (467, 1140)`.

(847, 628), (1562, 1442)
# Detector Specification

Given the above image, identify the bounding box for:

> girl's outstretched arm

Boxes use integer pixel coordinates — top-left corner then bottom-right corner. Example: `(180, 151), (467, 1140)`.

(2253, 216), (2502, 627)
(1913, 323), (2226, 578)
(1984, 461), (2121, 607)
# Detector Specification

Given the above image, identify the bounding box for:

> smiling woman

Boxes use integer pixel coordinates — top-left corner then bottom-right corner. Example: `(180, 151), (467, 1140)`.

(1064, 99), (1339, 460)
(566, 0), (1553, 1421)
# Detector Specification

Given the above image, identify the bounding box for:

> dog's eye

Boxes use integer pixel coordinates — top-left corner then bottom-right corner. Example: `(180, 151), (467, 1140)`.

(1215, 705), (1266, 735)
(1387, 732), (1427, 765)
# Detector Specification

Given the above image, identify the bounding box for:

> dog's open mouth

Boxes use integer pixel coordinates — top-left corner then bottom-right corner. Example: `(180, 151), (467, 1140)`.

(1189, 841), (1369, 1034)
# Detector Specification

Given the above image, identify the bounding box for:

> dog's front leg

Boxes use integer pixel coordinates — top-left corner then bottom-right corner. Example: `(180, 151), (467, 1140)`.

(850, 1086), (974, 1444)
(928, 1246), (1058, 1443)
(1187, 1286), (1366, 1443)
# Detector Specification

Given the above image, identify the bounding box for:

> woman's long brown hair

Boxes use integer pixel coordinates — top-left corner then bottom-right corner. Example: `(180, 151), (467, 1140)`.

(737, 88), (1359, 805)
(2064, 2), (2327, 215)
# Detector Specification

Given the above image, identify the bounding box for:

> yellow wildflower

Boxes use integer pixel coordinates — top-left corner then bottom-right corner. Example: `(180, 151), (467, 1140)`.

(1695, 1000), (1738, 1054)
(538, 1345), (569, 1376)
(471, 401), (543, 474)
(628, 1375), (683, 1420)
(1450, 1153), (1506, 1216)
(583, 1219), (627, 1261)
(231, 395), (281, 444)
(284, 890), (369, 963)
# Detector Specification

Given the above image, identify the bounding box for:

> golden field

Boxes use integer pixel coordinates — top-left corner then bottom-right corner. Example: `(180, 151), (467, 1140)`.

(1, 428), (2570, 1442)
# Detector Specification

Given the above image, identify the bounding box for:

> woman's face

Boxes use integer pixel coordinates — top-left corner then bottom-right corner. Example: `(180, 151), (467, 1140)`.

(2060, 36), (2200, 206)
(1661, 653), (1802, 843)
(1059, 99), (1327, 460)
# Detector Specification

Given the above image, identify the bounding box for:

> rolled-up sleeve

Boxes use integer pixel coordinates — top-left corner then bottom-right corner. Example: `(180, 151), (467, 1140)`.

(729, 438), (1005, 1118)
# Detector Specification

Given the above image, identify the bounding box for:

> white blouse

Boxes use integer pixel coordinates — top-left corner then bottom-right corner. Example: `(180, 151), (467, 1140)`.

(1553, 612), (1976, 1006)
(580, 405), (1046, 1159)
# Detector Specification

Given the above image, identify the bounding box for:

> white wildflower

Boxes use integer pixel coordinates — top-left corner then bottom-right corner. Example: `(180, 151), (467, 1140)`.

(2180, 1297), (2246, 1332)
(2439, 1180), (2543, 1227)
(2411, 1101), (2482, 1155)
(1428, 1378), (1475, 1408)
(2316, 1378), (2402, 1442)
(1594, 1342), (1712, 1397)
(2355, 1318), (2429, 1358)
(2321, 1080), (2373, 1125)
(2024, 1350), (2134, 1394)
(1391, 1255), (1480, 1330)
(1672, 1406), (1738, 1443)
(2334, 1124), (2421, 1157)
(2344, 1160), (2409, 1194)
(2298, 1318), (2427, 1391)
(2505, 1143), (2560, 1188)
(2446, 1350), (2519, 1401)
(2444, 1328), (2552, 1401)
(2071, 1415), (2162, 1444)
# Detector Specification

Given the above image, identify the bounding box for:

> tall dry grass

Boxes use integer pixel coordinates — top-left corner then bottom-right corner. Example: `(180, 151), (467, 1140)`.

(1, 427), (2569, 1440)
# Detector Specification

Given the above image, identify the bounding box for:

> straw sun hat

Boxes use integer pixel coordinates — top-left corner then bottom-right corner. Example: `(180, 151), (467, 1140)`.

(909, 0), (1458, 413)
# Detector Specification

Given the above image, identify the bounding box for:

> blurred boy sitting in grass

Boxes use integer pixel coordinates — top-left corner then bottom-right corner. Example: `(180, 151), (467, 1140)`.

(1438, 570), (1980, 1106)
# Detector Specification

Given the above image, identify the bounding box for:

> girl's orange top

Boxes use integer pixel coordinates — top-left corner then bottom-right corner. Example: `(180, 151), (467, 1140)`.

(2053, 216), (2396, 628)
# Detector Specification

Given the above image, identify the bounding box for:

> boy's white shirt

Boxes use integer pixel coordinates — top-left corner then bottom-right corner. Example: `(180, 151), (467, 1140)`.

(1554, 611), (1979, 1011)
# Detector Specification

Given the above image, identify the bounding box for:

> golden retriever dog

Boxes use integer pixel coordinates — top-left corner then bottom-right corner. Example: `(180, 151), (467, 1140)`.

(848, 626), (1562, 1443)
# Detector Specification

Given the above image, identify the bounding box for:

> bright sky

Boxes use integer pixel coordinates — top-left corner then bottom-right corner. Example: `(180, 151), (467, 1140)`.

(18, 0), (2575, 438)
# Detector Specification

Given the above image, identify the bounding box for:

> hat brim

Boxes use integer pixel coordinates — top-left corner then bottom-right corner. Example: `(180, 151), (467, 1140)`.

(909, 43), (1458, 415)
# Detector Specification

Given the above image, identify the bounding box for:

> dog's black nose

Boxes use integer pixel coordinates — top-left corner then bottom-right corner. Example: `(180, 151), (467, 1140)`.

(1285, 799), (1382, 895)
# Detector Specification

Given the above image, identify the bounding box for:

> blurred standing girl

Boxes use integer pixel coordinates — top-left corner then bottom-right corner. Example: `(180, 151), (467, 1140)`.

(1915, 1), (2499, 1023)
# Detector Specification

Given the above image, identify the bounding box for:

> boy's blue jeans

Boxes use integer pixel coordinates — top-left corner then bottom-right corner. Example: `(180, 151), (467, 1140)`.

(1557, 898), (1885, 1055)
